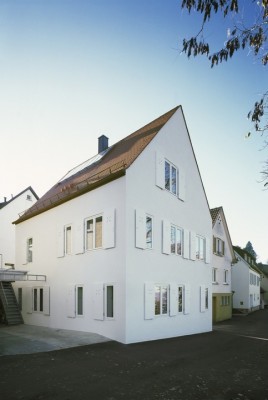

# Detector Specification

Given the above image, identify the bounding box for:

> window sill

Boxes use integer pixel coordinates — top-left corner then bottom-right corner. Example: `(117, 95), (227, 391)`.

(212, 282), (218, 285)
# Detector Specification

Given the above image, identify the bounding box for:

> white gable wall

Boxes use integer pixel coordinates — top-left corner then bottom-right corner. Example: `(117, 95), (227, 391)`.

(124, 107), (212, 343)
(0, 189), (37, 267)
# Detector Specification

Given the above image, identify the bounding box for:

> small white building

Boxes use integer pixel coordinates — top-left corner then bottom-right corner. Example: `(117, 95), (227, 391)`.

(13, 106), (212, 344)
(232, 247), (261, 313)
(0, 187), (38, 268)
(210, 207), (236, 322)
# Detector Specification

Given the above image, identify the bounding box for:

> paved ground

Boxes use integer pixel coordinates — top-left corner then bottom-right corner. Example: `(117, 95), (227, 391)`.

(0, 324), (110, 355)
(0, 310), (268, 400)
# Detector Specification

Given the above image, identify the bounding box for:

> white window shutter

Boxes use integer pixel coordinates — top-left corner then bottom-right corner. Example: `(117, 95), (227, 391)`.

(190, 231), (196, 261)
(144, 282), (155, 320)
(135, 209), (146, 249)
(43, 286), (50, 316)
(169, 283), (178, 317)
(183, 229), (190, 259)
(26, 287), (33, 314)
(93, 283), (104, 320)
(103, 208), (115, 249)
(57, 227), (64, 258)
(184, 284), (190, 314)
(205, 237), (211, 264)
(162, 219), (171, 255)
(75, 222), (84, 254)
(200, 285), (206, 312)
(67, 285), (76, 318)
(178, 168), (186, 201)
(155, 151), (165, 189)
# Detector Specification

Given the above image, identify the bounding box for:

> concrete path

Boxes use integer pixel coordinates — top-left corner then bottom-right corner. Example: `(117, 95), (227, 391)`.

(0, 324), (110, 355)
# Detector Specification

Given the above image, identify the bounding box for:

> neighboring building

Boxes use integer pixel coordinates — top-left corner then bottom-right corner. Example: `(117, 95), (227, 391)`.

(13, 106), (212, 344)
(210, 207), (236, 322)
(0, 187), (39, 268)
(232, 246), (261, 313)
(257, 263), (268, 308)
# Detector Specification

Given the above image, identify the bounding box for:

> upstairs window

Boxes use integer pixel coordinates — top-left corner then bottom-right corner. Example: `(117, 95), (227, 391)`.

(86, 215), (103, 250)
(146, 215), (153, 249)
(213, 237), (225, 256)
(224, 270), (229, 284)
(196, 236), (205, 260)
(65, 226), (72, 255)
(212, 268), (217, 283)
(165, 161), (177, 195)
(27, 238), (33, 263)
(170, 225), (182, 255)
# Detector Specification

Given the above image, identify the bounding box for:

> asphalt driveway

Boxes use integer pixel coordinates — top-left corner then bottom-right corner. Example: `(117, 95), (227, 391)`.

(0, 310), (268, 400)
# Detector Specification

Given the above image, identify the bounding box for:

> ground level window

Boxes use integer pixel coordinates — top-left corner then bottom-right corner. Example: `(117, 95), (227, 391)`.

(106, 285), (114, 318)
(221, 296), (230, 306)
(178, 286), (183, 313)
(33, 288), (43, 312)
(155, 285), (168, 315)
(76, 286), (83, 316)
(205, 288), (208, 309)
(18, 288), (22, 311)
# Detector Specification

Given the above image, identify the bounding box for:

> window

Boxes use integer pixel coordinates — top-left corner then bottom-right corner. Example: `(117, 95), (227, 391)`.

(106, 285), (114, 318)
(155, 285), (168, 316)
(165, 160), (177, 195)
(213, 237), (225, 256)
(205, 288), (209, 309)
(26, 194), (32, 201)
(146, 215), (153, 249)
(33, 288), (43, 312)
(18, 288), (22, 311)
(86, 215), (103, 250)
(27, 238), (33, 263)
(224, 270), (228, 284)
(221, 296), (230, 306)
(212, 268), (217, 283)
(171, 225), (182, 255)
(196, 236), (205, 260)
(65, 226), (72, 255)
(178, 286), (183, 313)
(76, 286), (83, 316)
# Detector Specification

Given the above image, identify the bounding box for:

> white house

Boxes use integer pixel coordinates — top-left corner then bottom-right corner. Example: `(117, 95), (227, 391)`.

(210, 207), (236, 322)
(0, 187), (38, 268)
(13, 106), (212, 344)
(232, 246), (261, 313)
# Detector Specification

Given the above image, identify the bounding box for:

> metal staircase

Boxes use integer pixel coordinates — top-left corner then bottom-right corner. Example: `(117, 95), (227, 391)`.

(0, 281), (23, 325)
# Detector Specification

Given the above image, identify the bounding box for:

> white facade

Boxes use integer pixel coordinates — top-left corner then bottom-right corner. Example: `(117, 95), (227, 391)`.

(14, 107), (212, 344)
(0, 188), (38, 268)
(232, 250), (261, 312)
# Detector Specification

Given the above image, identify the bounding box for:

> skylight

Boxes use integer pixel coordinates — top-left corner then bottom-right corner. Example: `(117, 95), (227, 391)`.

(58, 147), (110, 183)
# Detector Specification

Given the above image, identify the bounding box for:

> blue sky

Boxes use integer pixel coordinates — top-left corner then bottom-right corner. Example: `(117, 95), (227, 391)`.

(0, 0), (267, 261)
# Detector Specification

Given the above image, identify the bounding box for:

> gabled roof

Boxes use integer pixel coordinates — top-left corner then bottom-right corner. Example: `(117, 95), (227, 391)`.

(233, 246), (262, 275)
(210, 206), (236, 263)
(0, 187), (39, 210)
(14, 106), (180, 224)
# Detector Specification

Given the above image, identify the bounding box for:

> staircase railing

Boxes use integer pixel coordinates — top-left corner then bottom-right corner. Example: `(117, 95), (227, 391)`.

(0, 281), (8, 306)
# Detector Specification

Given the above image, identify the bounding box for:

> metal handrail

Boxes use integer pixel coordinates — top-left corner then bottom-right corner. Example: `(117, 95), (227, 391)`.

(0, 281), (8, 305)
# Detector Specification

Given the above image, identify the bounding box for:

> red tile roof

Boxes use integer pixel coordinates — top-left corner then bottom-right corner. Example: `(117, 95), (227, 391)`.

(15, 106), (180, 224)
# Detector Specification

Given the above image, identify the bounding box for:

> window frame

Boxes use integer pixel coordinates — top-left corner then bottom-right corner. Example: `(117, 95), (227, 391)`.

(212, 268), (217, 284)
(196, 236), (205, 260)
(146, 214), (153, 249)
(64, 225), (72, 255)
(165, 160), (178, 196)
(33, 287), (44, 313)
(154, 284), (169, 316)
(76, 285), (84, 317)
(105, 284), (114, 319)
(170, 224), (182, 256)
(223, 269), (229, 284)
(27, 237), (33, 263)
(213, 237), (225, 257)
(177, 285), (183, 313)
(85, 214), (103, 251)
